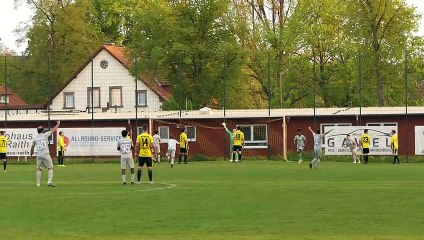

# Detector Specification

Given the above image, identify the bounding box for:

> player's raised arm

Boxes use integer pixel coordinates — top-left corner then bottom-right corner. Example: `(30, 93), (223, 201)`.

(51, 121), (61, 133)
(323, 129), (333, 135)
(128, 119), (132, 135)
(222, 122), (231, 135)
(308, 127), (315, 134)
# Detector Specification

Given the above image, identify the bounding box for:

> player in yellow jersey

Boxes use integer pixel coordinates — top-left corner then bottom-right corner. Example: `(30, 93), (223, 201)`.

(178, 127), (188, 164)
(360, 129), (371, 164)
(57, 131), (66, 167)
(232, 126), (245, 163)
(134, 125), (155, 184)
(391, 130), (399, 164)
(0, 130), (8, 172)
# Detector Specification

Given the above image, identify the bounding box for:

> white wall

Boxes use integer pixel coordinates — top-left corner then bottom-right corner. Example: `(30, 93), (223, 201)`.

(50, 49), (163, 112)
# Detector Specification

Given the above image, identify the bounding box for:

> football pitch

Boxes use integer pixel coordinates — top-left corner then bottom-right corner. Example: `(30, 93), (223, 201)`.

(1, 160), (424, 240)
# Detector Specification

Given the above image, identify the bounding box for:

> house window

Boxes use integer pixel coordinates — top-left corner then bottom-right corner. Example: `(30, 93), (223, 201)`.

(158, 126), (169, 140)
(186, 126), (196, 142)
(321, 123), (352, 144)
(87, 87), (100, 108)
(109, 86), (122, 107)
(63, 92), (75, 109)
(0, 95), (9, 104)
(366, 122), (397, 127)
(239, 124), (267, 148)
(136, 90), (147, 107)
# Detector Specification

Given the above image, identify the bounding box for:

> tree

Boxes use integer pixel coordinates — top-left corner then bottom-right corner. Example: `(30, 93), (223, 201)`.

(13, 0), (105, 104)
(348, 0), (419, 106)
(128, 0), (247, 110)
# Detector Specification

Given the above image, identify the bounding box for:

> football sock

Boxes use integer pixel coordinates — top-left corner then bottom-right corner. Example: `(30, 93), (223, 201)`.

(178, 155), (182, 163)
(47, 169), (53, 183)
(299, 153), (302, 160)
(171, 159), (174, 165)
(148, 170), (153, 181)
(311, 158), (317, 168)
(137, 169), (142, 182)
(184, 155), (187, 163)
(36, 170), (41, 186)
(130, 174), (135, 182)
(3, 161), (6, 171)
(158, 155), (161, 163)
(238, 154), (242, 161)
(233, 153), (236, 161)
(122, 175), (126, 183)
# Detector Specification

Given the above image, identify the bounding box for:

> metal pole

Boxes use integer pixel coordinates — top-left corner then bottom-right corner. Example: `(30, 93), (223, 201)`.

(4, 56), (7, 128)
(91, 60), (94, 127)
(313, 53), (316, 129)
(279, 72), (283, 109)
(268, 52), (271, 116)
(358, 50), (362, 126)
(47, 54), (51, 131)
(178, 53), (182, 118)
(404, 50), (409, 162)
(135, 57), (138, 135)
(223, 58), (227, 117)
(91, 60), (94, 162)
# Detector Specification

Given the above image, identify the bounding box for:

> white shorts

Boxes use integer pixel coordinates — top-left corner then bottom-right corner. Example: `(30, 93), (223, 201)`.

(154, 144), (161, 154)
(121, 156), (135, 169)
(166, 149), (176, 159)
(297, 147), (304, 153)
(36, 154), (54, 169)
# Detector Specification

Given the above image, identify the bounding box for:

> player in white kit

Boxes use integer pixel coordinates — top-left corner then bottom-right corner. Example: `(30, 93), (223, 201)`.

(166, 136), (179, 168)
(308, 127), (332, 169)
(152, 130), (161, 163)
(30, 121), (60, 187)
(346, 134), (360, 164)
(294, 129), (307, 164)
(117, 130), (135, 185)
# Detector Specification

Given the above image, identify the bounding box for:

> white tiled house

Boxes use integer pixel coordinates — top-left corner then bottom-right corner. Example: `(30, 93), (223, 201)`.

(50, 44), (171, 113)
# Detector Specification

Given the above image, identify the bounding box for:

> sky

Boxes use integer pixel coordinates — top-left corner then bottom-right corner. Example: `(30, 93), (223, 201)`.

(1, 0), (424, 54)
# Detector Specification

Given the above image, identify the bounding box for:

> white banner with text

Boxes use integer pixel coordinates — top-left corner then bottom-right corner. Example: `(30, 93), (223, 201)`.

(415, 126), (424, 155)
(2, 129), (38, 156)
(57, 128), (125, 156)
(323, 126), (397, 155)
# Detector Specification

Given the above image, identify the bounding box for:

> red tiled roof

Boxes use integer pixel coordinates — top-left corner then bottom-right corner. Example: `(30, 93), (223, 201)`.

(0, 86), (32, 109)
(103, 45), (172, 101)
(51, 45), (172, 103)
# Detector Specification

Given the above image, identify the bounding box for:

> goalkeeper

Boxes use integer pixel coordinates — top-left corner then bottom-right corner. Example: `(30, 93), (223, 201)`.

(222, 122), (237, 162)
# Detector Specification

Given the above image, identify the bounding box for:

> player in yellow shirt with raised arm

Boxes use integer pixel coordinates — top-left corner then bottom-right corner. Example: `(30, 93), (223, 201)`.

(360, 129), (371, 164)
(178, 127), (189, 164)
(0, 130), (8, 172)
(232, 126), (245, 163)
(391, 130), (399, 164)
(134, 125), (155, 184)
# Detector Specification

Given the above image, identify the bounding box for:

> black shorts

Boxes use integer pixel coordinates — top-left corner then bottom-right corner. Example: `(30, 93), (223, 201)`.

(0, 153), (6, 160)
(58, 150), (65, 157)
(233, 146), (242, 151)
(138, 157), (153, 167)
(180, 148), (187, 153)
(362, 148), (369, 154)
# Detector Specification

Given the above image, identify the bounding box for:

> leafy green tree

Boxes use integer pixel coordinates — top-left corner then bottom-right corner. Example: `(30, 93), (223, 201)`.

(13, 0), (105, 104)
(128, 0), (246, 110)
(347, 0), (419, 106)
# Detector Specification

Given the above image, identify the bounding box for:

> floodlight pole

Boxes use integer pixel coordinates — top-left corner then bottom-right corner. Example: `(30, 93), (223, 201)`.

(4, 56), (7, 128)
(404, 50), (409, 162)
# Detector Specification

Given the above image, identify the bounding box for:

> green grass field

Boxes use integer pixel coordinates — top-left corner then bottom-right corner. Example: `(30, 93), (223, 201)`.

(1, 160), (424, 240)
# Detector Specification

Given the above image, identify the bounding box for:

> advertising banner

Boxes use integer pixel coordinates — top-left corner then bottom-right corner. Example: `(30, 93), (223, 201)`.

(323, 126), (397, 155)
(415, 126), (424, 155)
(57, 128), (125, 156)
(2, 129), (38, 156)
